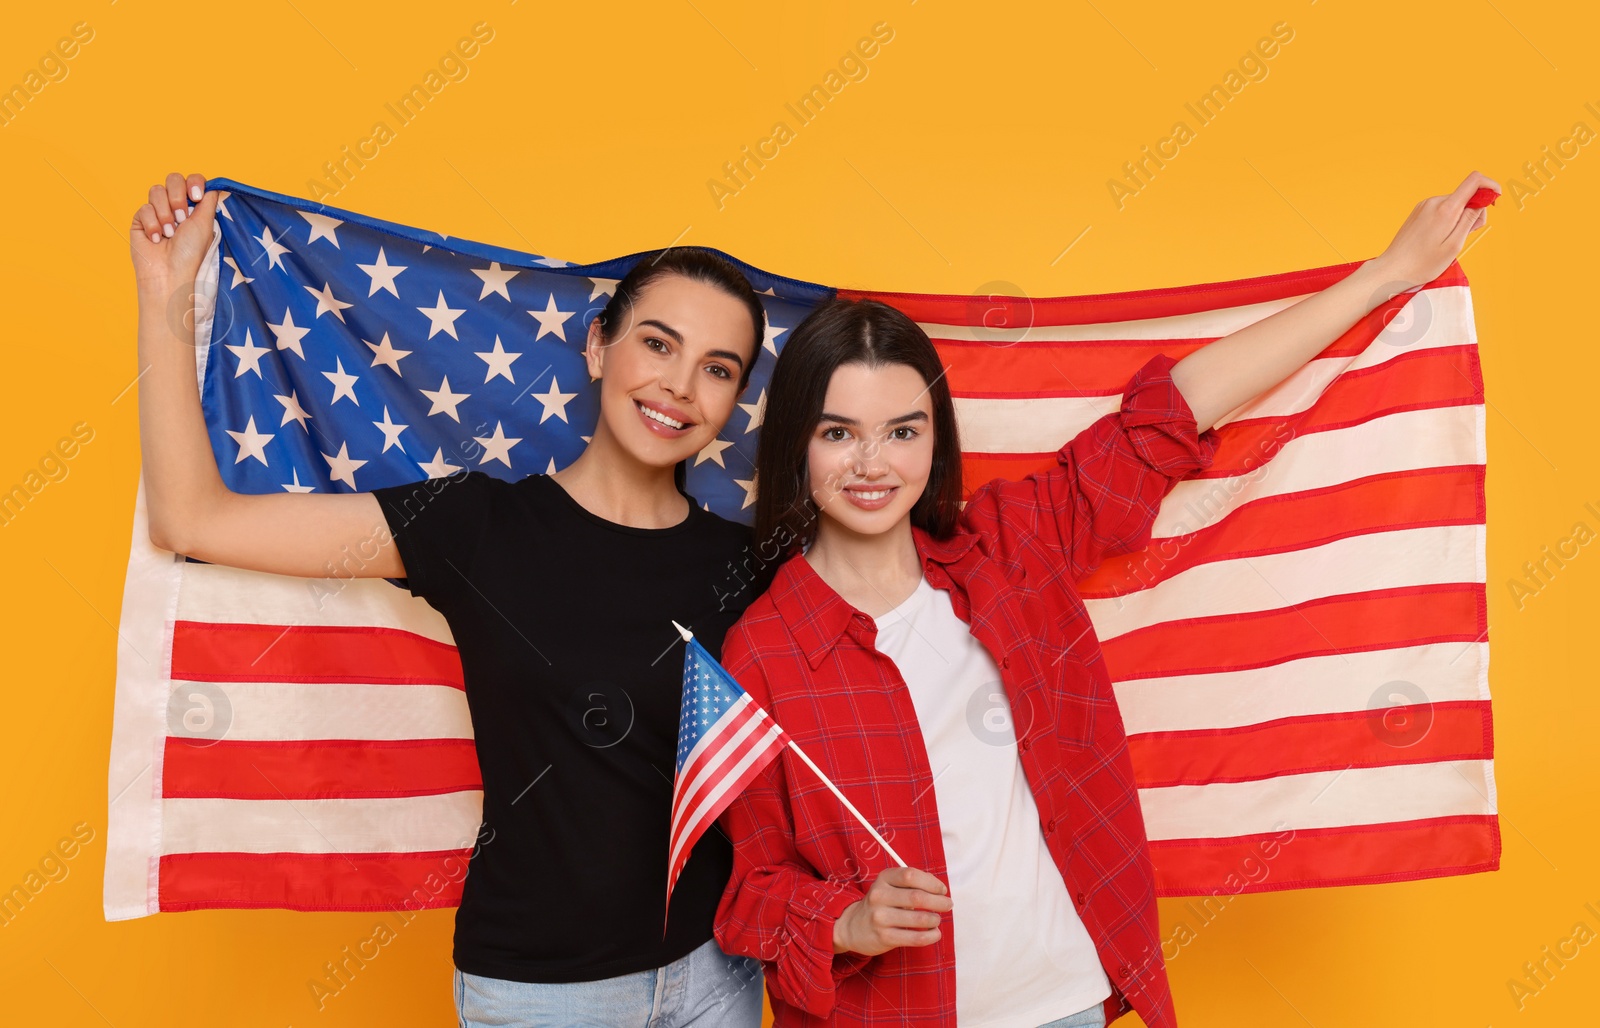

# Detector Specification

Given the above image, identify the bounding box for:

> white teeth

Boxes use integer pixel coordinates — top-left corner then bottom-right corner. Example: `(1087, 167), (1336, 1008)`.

(851, 489), (891, 500)
(637, 402), (685, 429)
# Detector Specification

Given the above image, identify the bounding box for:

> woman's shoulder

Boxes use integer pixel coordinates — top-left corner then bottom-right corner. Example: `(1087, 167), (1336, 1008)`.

(725, 553), (808, 641)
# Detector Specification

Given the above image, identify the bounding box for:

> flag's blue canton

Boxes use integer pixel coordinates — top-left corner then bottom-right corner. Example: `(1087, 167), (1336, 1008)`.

(675, 637), (747, 773)
(198, 177), (835, 524)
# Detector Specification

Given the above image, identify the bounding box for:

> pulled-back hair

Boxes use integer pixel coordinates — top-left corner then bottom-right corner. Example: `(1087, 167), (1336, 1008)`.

(752, 297), (963, 557)
(595, 248), (765, 392)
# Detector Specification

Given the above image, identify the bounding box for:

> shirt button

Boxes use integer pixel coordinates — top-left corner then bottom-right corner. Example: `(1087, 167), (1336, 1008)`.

(1075, 891), (1086, 905)
(1119, 966), (1131, 978)
(1001, 656), (1010, 669)
(1018, 737), (1031, 753)
(1045, 817), (1057, 834)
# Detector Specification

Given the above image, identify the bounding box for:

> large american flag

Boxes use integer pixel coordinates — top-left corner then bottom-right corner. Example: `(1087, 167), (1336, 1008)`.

(104, 176), (1496, 919)
(666, 628), (789, 921)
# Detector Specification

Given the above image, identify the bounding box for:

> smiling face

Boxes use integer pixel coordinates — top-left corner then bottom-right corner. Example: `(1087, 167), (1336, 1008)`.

(805, 361), (937, 539)
(582, 274), (757, 468)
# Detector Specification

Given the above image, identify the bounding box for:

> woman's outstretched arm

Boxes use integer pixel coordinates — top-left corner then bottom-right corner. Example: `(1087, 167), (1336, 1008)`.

(1169, 169), (1500, 433)
(132, 170), (402, 580)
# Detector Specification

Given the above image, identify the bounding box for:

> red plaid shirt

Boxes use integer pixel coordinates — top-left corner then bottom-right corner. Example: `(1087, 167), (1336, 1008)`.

(712, 352), (1219, 1027)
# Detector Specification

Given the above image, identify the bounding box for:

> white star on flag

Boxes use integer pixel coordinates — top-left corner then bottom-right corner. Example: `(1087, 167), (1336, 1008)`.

(472, 262), (520, 301)
(421, 375), (470, 422)
(529, 294), (575, 341)
(474, 422), (522, 467)
(476, 336), (522, 383)
(299, 211), (343, 248)
(373, 407), (408, 452)
(305, 282), (354, 322)
(695, 438), (735, 468)
(274, 389), (312, 431)
(358, 247), (407, 297)
(418, 447), (462, 478)
(226, 416), (273, 466)
(226, 328), (269, 379)
(417, 291), (467, 340)
(267, 308), (311, 359)
(738, 389), (766, 434)
(364, 332), (412, 375)
(281, 468), (315, 492)
(322, 357), (360, 406)
(530, 375), (576, 423)
(320, 441), (368, 489)
(254, 226), (291, 271)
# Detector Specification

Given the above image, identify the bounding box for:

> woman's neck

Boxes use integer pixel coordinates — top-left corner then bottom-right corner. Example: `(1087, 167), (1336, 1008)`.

(804, 515), (923, 618)
(549, 425), (689, 529)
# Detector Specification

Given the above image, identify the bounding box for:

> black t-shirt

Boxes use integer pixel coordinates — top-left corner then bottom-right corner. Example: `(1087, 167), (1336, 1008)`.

(371, 470), (772, 983)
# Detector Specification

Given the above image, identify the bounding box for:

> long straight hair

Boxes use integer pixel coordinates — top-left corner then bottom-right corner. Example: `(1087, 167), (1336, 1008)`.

(752, 297), (963, 558)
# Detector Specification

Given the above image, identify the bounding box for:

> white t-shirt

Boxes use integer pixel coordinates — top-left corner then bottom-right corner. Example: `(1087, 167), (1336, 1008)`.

(873, 575), (1112, 1028)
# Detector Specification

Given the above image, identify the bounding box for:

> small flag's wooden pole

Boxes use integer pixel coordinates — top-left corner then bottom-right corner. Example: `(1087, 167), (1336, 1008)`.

(670, 620), (908, 869)
(785, 740), (908, 868)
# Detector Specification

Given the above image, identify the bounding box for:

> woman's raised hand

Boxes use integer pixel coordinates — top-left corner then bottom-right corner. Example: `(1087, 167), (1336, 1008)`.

(129, 171), (218, 290)
(1370, 169), (1500, 292)
(832, 866), (953, 957)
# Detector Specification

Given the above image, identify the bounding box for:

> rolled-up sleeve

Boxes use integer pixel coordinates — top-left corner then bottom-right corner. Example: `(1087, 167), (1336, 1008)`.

(961, 351), (1219, 579)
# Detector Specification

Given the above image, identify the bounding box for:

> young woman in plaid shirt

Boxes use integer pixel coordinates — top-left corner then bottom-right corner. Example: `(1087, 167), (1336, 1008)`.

(711, 172), (1496, 1027)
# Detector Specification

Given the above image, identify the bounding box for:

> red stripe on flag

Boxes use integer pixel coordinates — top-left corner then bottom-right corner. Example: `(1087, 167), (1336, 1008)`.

(667, 725), (787, 899)
(841, 262), (1466, 327)
(171, 621), (464, 688)
(1149, 814), (1500, 896)
(957, 349), (1481, 496)
(158, 850), (472, 912)
(671, 709), (783, 835)
(669, 700), (762, 827)
(1128, 701), (1492, 789)
(1076, 465), (1485, 599)
(162, 738), (483, 800)
(934, 314), (1474, 400)
(1102, 583), (1488, 681)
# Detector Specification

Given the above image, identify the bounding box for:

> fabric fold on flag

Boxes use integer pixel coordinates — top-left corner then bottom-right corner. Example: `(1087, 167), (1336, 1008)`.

(104, 174), (1497, 919)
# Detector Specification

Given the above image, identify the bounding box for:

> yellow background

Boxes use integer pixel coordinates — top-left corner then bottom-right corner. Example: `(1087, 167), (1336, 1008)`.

(1, 0), (1595, 1024)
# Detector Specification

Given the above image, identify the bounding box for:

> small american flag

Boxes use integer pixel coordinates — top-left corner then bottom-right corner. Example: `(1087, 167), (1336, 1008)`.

(666, 623), (790, 922)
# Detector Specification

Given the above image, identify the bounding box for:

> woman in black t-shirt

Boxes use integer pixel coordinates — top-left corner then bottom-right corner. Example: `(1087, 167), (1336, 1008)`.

(131, 170), (774, 1026)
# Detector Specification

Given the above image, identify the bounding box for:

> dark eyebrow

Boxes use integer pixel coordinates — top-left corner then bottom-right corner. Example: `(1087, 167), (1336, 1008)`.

(818, 411), (929, 428)
(639, 318), (745, 371)
(638, 319), (683, 343)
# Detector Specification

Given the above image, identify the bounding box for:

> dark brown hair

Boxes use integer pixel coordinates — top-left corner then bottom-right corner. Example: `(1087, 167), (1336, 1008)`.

(595, 248), (764, 392)
(752, 297), (963, 557)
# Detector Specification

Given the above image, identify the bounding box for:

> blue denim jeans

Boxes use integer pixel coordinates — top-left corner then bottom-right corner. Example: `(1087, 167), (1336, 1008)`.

(1036, 998), (1108, 1028)
(453, 938), (764, 1027)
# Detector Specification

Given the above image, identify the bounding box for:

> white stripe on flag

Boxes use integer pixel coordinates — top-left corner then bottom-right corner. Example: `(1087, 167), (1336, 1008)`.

(178, 560), (455, 642)
(1086, 524), (1483, 639)
(668, 720), (786, 876)
(1114, 641), (1490, 735)
(952, 296), (1471, 453)
(1138, 758), (1495, 841)
(161, 792), (485, 855)
(1152, 404), (1482, 539)
(162, 680), (473, 742)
